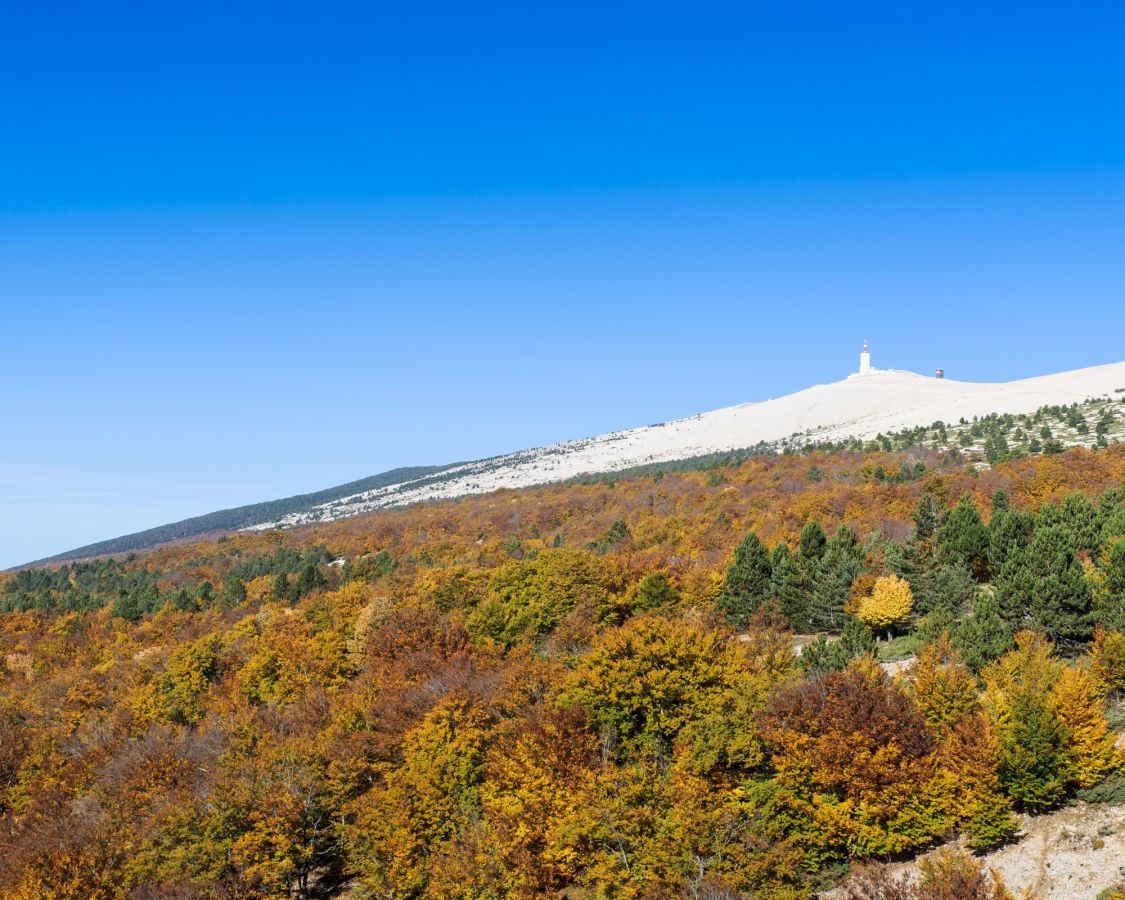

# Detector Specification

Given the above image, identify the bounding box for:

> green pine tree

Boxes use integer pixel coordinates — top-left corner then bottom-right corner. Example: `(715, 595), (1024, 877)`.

(1097, 540), (1125, 630)
(805, 526), (862, 632)
(221, 576), (247, 607)
(953, 592), (1013, 673)
(1061, 492), (1101, 555)
(995, 526), (1093, 651)
(839, 615), (877, 657)
(172, 587), (196, 612)
(633, 571), (680, 614)
(113, 587), (147, 622)
(984, 431), (1010, 465)
(935, 494), (990, 579)
(885, 533), (925, 588)
(717, 531), (772, 627)
(913, 495), (940, 542)
(798, 520), (827, 560)
(988, 507), (1033, 574)
(916, 562), (976, 617)
(774, 549), (815, 632)
(293, 561), (326, 599)
(271, 572), (292, 603)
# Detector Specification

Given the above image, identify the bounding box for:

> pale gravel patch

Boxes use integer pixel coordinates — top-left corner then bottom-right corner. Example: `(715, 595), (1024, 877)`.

(821, 803), (1125, 899)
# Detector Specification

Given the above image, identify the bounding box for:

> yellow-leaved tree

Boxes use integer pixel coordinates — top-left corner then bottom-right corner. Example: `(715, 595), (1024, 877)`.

(858, 574), (913, 640)
(908, 632), (979, 735)
(1050, 665), (1118, 788)
(1090, 626), (1125, 697)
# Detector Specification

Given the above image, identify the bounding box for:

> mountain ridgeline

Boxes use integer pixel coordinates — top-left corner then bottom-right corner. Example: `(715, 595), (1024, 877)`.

(27, 464), (456, 566)
(26, 361), (1125, 567)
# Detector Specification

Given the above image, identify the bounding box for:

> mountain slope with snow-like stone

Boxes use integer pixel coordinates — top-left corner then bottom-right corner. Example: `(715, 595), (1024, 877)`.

(248, 361), (1125, 531)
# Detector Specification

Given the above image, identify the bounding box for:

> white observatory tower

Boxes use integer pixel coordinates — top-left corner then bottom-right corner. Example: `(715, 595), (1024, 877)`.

(859, 339), (872, 375)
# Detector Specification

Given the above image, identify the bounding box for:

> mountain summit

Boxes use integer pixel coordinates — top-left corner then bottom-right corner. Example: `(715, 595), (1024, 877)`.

(248, 359), (1125, 531)
(28, 359), (1125, 565)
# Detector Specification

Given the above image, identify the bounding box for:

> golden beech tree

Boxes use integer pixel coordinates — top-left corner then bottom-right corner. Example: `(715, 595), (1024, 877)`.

(348, 695), (493, 895)
(571, 762), (808, 899)
(478, 707), (599, 894)
(556, 615), (748, 752)
(939, 713), (1017, 849)
(908, 632), (979, 735)
(134, 632), (222, 726)
(225, 736), (339, 897)
(857, 574), (914, 638)
(1050, 665), (1118, 788)
(1090, 626), (1125, 696)
(660, 775), (809, 899)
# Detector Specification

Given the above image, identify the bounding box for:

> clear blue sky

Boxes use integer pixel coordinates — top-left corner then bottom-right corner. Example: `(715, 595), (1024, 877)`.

(3, 1), (1125, 567)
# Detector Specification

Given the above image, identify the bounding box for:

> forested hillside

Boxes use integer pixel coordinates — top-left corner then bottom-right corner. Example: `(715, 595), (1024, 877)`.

(2, 446), (1124, 897)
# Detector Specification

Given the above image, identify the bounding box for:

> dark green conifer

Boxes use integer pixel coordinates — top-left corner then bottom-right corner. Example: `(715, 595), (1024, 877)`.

(935, 494), (990, 578)
(717, 531), (772, 628)
(293, 561), (326, 599)
(775, 550), (815, 632)
(113, 587), (146, 622)
(1097, 487), (1125, 521)
(805, 526), (862, 632)
(953, 592), (1013, 672)
(270, 572), (291, 602)
(839, 615), (877, 658)
(797, 617), (876, 673)
(916, 562), (976, 616)
(1061, 491), (1101, 554)
(984, 432), (1010, 465)
(221, 577), (247, 607)
(988, 507), (1033, 573)
(1098, 540), (1125, 630)
(769, 540), (791, 572)
(798, 520), (827, 560)
(633, 571), (680, 614)
(796, 634), (840, 673)
(994, 526), (1093, 650)
(172, 587), (195, 612)
(885, 534), (925, 588)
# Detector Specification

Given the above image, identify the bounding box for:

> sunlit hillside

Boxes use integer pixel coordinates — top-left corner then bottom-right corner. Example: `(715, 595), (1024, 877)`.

(3, 445), (1124, 897)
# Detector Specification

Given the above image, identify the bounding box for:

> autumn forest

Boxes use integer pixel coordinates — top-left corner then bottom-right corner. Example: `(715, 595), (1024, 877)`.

(3, 446), (1125, 898)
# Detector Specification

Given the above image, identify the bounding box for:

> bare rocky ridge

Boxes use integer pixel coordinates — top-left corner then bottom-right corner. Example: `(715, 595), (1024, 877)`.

(248, 360), (1125, 531)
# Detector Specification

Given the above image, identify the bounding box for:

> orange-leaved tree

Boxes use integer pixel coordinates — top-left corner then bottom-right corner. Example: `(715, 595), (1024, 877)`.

(759, 667), (949, 862)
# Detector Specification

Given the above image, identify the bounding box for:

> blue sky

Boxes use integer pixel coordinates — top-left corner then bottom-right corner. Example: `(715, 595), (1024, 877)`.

(3, 1), (1125, 567)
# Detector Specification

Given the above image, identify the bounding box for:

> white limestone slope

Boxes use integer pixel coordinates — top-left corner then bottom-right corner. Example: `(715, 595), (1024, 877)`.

(248, 361), (1125, 530)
